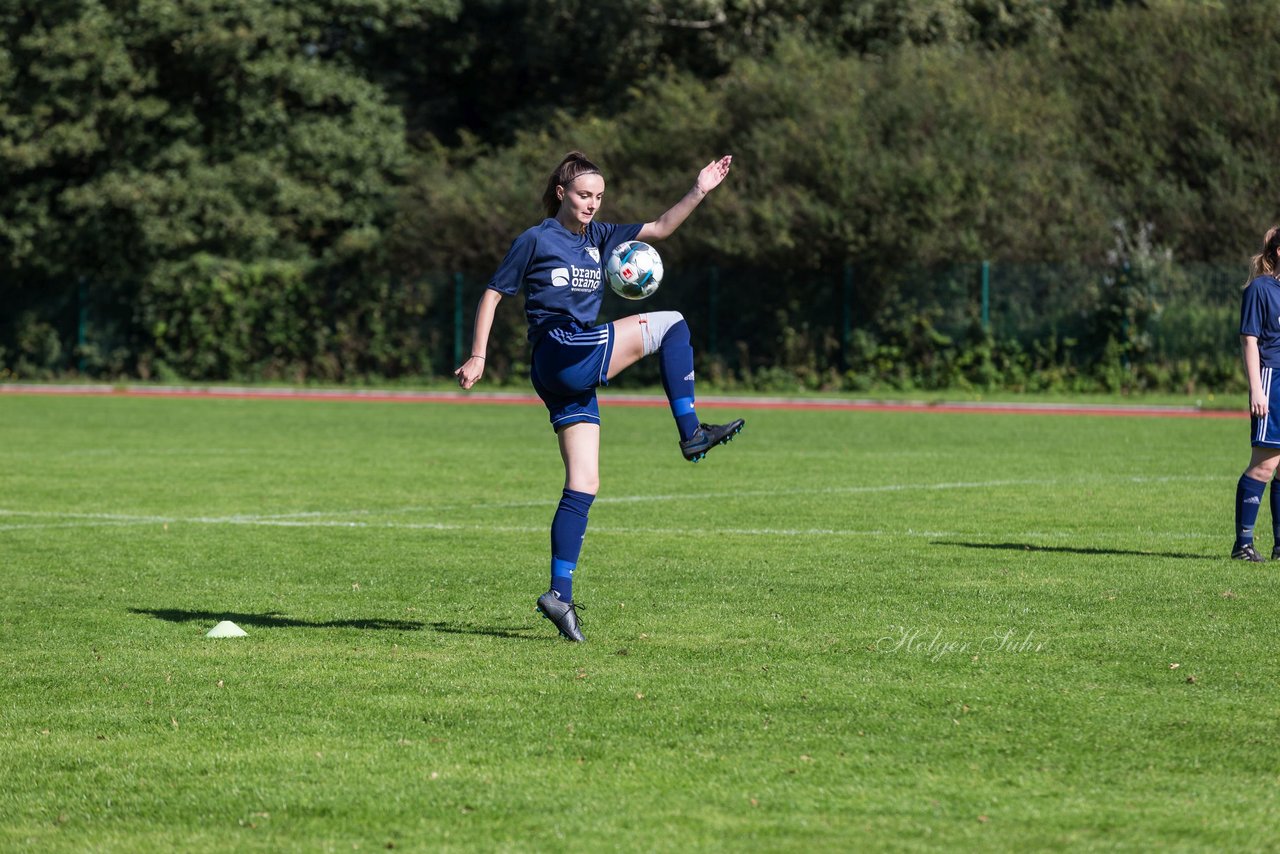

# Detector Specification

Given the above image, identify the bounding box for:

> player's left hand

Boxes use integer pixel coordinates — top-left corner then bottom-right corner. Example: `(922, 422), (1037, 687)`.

(696, 155), (732, 194)
(1252, 389), (1269, 418)
(454, 356), (485, 390)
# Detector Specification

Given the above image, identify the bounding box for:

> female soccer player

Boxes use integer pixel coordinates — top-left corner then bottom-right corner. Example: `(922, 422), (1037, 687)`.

(1233, 225), (1280, 561)
(454, 151), (744, 640)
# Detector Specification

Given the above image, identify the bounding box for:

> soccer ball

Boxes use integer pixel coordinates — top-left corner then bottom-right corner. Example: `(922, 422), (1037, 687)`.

(606, 241), (663, 300)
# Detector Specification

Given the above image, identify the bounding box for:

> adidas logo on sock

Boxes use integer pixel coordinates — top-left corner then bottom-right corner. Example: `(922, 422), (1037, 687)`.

(1246, 496), (1262, 504)
(684, 371), (695, 381)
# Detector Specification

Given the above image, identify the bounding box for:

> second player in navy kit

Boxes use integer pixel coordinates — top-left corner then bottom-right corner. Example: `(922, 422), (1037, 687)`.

(1232, 225), (1280, 561)
(455, 151), (743, 640)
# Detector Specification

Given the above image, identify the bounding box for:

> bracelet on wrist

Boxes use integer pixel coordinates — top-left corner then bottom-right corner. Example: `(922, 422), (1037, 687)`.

(471, 354), (485, 361)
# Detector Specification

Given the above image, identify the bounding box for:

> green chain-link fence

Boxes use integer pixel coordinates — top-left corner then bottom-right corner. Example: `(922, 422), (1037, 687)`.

(2, 261), (1248, 392)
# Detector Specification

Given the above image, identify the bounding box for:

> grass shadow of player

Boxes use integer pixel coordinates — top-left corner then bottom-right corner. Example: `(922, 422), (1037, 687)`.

(932, 541), (1209, 560)
(130, 607), (425, 631)
(427, 621), (541, 640)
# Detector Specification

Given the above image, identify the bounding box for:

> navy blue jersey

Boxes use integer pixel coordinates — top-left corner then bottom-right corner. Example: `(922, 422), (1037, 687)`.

(1240, 275), (1280, 367)
(487, 218), (644, 345)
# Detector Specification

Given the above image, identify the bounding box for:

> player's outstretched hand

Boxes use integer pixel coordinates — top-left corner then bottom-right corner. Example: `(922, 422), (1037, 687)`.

(455, 356), (485, 390)
(696, 155), (732, 195)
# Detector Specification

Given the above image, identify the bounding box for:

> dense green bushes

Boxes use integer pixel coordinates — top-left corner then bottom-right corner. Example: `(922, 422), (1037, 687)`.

(0, 1), (1267, 392)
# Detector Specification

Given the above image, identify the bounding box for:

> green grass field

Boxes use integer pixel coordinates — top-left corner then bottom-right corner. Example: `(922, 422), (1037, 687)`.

(2, 392), (1277, 852)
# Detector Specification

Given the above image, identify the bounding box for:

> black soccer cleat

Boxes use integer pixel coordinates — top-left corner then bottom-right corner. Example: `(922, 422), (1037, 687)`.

(1271, 545), (1280, 561)
(680, 418), (745, 463)
(1232, 542), (1265, 562)
(536, 590), (586, 642)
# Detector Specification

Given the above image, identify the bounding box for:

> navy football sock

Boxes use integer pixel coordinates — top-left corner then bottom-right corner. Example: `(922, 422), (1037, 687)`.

(549, 488), (595, 602)
(1270, 477), (1280, 548)
(1235, 474), (1267, 549)
(658, 319), (699, 442)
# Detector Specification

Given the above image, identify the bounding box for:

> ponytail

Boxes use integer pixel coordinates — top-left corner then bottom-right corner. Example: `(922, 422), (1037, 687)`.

(1249, 225), (1280, 285)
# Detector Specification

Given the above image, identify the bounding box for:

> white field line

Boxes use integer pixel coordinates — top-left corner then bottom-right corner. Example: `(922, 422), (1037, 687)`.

(0, 473), (1222, 538)
(0, 515), (1224, 540)
(263, 473), (1221, 514)
(0, 521), (159, 532)
(0, 474), (1217, 521)
(525, 473), (1220, 508)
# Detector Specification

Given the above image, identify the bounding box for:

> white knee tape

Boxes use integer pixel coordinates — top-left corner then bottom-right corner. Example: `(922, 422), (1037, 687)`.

(639, 311), (684, 357)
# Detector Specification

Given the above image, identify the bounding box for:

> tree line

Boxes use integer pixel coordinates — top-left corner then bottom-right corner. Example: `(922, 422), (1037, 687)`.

(0, 0), (1270, 392)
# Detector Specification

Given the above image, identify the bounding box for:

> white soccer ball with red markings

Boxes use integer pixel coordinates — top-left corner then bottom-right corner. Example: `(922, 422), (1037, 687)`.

(606, 240), (663, 300)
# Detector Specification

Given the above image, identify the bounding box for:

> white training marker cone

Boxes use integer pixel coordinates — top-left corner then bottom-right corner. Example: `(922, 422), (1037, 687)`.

(206, 620), (248, 638)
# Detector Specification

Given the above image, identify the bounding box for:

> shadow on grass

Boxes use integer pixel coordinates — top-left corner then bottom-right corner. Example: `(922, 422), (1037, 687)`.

(428, 621), (541, 640)
(130, 608), (425, 631)
(932, 541), (1210, 560)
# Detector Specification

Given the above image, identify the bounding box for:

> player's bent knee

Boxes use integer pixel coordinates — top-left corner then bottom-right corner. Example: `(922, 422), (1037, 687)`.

(639, 311), (686, 357)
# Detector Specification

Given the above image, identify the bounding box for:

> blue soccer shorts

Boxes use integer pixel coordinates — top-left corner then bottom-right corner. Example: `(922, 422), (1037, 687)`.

(530, 322), (616, 431)
(1252, 365), (1280, 448)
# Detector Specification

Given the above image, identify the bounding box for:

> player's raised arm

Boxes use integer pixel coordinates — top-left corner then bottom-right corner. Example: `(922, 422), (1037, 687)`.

(637, 155), (732, 243)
